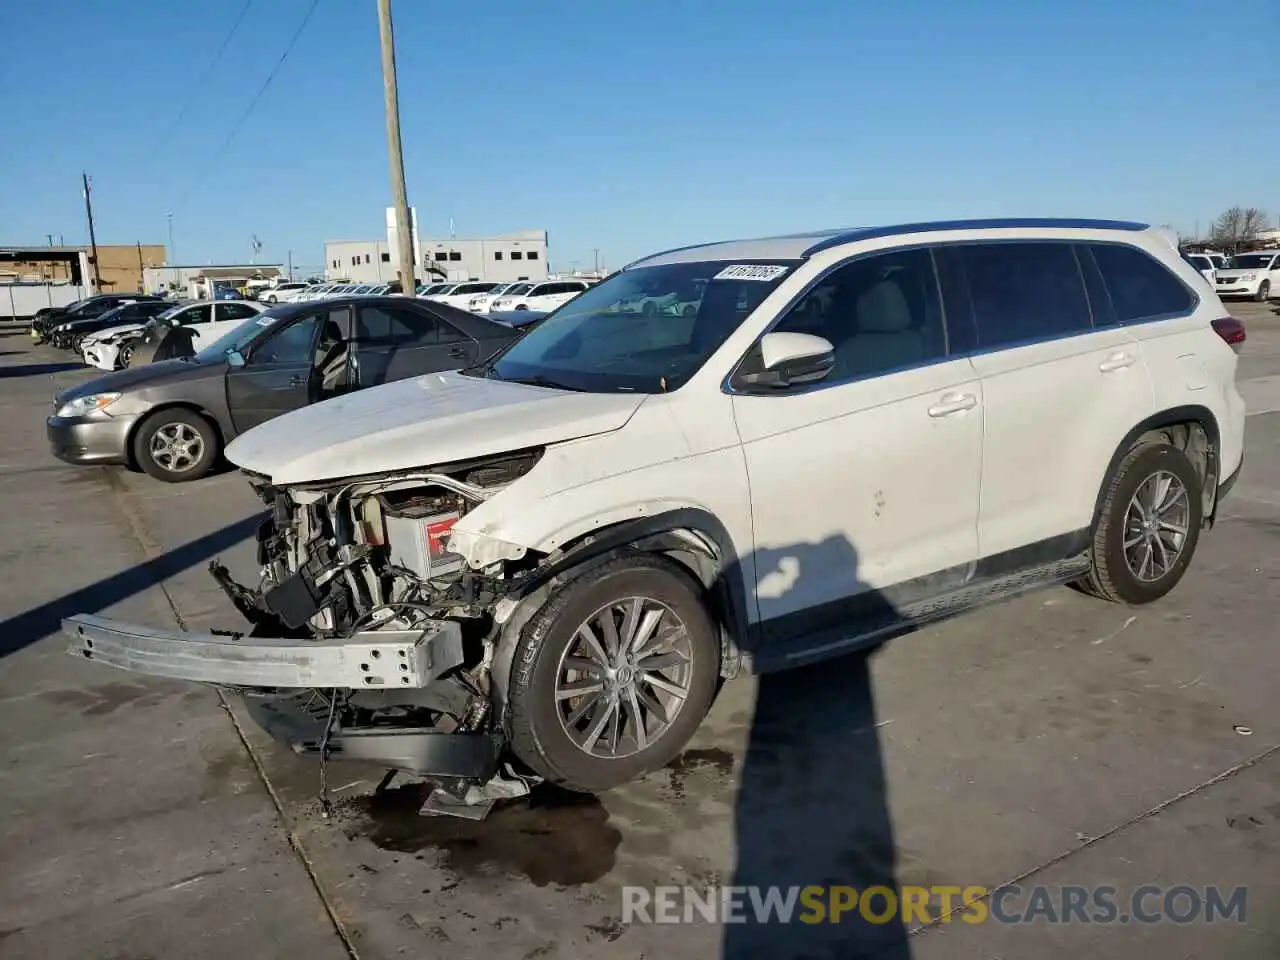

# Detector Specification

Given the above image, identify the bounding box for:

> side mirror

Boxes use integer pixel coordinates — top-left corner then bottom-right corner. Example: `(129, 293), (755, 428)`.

(227, 350), (246, 368)
(739, 332), (834, 389)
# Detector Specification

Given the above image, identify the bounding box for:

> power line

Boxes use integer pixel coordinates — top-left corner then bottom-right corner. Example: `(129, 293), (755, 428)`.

(162, 0), (255, 142)
(173, 0), (323, 211)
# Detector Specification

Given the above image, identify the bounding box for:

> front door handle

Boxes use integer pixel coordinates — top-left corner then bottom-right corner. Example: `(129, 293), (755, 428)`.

(1099, 352), (1136, 372)
(287, 374), (306, 386)
(449, 346), (469, 359)
(928, 392), (977, 417)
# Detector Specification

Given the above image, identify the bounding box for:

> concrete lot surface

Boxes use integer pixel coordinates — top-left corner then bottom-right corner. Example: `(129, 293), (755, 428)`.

(1, 303), (1279, 959)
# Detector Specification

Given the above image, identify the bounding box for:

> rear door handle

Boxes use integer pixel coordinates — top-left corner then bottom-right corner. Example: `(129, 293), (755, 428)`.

(928, 392), (977, 417)
(1099, 352), (1136, 372)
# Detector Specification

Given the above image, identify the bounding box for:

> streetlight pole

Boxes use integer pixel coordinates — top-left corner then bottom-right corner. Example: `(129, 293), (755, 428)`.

(376, 0), (415, 294)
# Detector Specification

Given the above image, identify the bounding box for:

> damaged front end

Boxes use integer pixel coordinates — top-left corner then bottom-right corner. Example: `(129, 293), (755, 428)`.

(64, 447), (548, 817)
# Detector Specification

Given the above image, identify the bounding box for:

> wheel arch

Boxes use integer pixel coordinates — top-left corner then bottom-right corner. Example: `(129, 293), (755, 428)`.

(1092, 404), (1221, 534)
(489, 508), (754, 722)
(126, 402), (227, 469)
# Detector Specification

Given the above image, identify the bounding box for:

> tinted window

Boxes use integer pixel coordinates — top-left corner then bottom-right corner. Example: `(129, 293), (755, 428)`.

(179, 305), (214, 326)
(960, 242), (1091, 347)
(770, 247), (946, 382)
(358, 305), (439, 344)
(254, 316), (319, 364)
(1089, 243), (1194, 323)
(220, 303), (260, 320)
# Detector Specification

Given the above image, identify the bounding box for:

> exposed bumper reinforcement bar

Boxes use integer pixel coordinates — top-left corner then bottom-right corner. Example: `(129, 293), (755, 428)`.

(62, 614), (463, 689)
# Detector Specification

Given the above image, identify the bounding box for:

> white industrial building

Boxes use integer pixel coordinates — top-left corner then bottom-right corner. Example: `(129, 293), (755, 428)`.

(325, 209), (549, 285)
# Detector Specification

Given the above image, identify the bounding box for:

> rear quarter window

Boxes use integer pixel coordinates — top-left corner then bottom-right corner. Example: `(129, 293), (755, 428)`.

(1088, 243), (1195, 323)
(957, 241), (1092, 348)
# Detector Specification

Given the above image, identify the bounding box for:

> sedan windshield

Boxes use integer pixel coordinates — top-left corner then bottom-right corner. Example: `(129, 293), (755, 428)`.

(193, 311), (284, 362)
(1228, 254), (1276, 270)
(478, 259), (799, 393)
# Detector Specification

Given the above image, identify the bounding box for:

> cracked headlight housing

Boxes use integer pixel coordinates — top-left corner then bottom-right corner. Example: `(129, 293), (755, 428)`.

(56, 392), (122, 418)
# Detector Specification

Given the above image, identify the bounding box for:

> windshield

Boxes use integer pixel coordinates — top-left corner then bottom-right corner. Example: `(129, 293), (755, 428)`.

(193, 311), (284, 362)
(478, 259), (799, 393)
(1228, 254), (1275, 270)
(454, 283), (495, 294)
(1187, 256), (1211, 269)
(501, 283), (533, 297)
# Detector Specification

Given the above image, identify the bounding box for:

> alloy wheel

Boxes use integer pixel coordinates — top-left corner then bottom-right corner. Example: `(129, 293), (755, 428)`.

(1123, 470), (1191, 582)
(149, 422), (205, 473)
(554, 596), (694, 759)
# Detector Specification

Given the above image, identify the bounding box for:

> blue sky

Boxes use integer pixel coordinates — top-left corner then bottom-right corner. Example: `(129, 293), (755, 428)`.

(1, 0), (1276, 275)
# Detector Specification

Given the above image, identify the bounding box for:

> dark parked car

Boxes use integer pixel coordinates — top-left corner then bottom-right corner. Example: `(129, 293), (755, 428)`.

(31, 293), (165, 342)
(47, 296), (523, 482)
(49, 299), (176, 351)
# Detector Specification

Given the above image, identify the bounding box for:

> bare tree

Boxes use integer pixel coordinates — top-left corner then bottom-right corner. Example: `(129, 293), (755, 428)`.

(1211, 207), (1269, 251)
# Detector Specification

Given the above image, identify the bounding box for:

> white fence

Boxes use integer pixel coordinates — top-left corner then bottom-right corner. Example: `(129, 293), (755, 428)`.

(0, 282), (88, 321)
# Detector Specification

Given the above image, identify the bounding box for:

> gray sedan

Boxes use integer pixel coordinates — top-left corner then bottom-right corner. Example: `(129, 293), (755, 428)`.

(47, 296), (522, 482)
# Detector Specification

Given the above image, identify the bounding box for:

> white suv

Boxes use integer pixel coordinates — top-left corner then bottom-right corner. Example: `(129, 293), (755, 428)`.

(63, 218), (1247, 812)
(1213, 250), (1280, 301)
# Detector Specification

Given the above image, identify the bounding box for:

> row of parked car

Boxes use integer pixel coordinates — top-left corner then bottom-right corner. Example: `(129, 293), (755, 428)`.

(1181, 248), (1280, 302)
(259, 276), (597, 315)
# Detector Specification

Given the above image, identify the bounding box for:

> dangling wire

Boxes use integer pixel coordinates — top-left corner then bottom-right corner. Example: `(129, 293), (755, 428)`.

(317, 690), (338, 818)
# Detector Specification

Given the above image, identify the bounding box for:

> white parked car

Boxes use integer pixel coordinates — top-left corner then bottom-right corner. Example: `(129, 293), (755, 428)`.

(82, 300), (267, 370)
(1213, 251), (1280, 301)
(465, 281), (522, 312)
(418, 282), (460, 300)
(1183, 253), (1217, 285)
(261, 282), (312, 304)
(64, 218), (1247, 811)
(431, 281), (504, 310)
(489, 279), (588, 312)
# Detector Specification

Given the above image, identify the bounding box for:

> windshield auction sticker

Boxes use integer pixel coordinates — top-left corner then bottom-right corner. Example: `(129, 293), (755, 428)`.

(714, 264), (789, 282)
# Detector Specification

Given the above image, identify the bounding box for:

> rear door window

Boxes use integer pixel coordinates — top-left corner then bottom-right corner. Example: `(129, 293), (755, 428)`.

(1088, 243), (1195, 323)
(358, 305), (441, 345)
(958, 242), (1093, 348)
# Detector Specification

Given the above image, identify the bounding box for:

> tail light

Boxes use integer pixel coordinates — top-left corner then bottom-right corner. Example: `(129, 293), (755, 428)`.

(1211, 317), (1246, 352)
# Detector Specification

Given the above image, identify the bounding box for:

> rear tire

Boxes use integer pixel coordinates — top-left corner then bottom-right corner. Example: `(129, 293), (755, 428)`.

(132, 408), (220, 483)
(507, 554), (721, 793)
(1081, 442), (1203, 605)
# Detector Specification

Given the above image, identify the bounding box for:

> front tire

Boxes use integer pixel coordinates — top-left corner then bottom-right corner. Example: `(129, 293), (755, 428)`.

(132, 408), (220, 482)
(1082, 442), (1203, 604)
(507, 554), (721, 793)
(1256, 280), (1271, 302)
(119, 342), (135, 368)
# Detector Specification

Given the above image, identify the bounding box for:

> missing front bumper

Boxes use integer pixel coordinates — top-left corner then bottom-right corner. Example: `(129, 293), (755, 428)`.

(245, 695), (502, 780)
(62, 614), (463, 689)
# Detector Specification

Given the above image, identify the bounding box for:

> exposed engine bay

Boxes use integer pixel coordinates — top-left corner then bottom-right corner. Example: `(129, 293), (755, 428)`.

(207, 448), (550, 817)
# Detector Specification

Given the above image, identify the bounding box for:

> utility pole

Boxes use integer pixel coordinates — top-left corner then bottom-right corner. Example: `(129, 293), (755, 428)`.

(377, 0), (415, 294)
(46, 234), (54, 247)
(136, 241), (145, 291)
(82, 172), (102, 291)
(287, 249), (294, 281)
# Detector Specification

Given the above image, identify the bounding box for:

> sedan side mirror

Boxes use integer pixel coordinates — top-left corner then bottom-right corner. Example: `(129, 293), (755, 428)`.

(739, 332), (835, 390)
(227, 350), (246, 368)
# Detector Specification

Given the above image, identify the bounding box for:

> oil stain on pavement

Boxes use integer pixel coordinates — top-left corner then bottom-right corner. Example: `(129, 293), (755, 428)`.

(336, 781), (622, 886)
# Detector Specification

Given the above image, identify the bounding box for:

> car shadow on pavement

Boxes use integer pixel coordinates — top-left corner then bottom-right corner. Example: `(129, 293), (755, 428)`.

(0, 512), (262, 660)
(725, 535), (913, 960)
(0, 362), (86, 379)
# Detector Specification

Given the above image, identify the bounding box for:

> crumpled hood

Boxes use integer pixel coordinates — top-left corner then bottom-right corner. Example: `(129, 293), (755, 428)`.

(225, 370), (646, 485)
